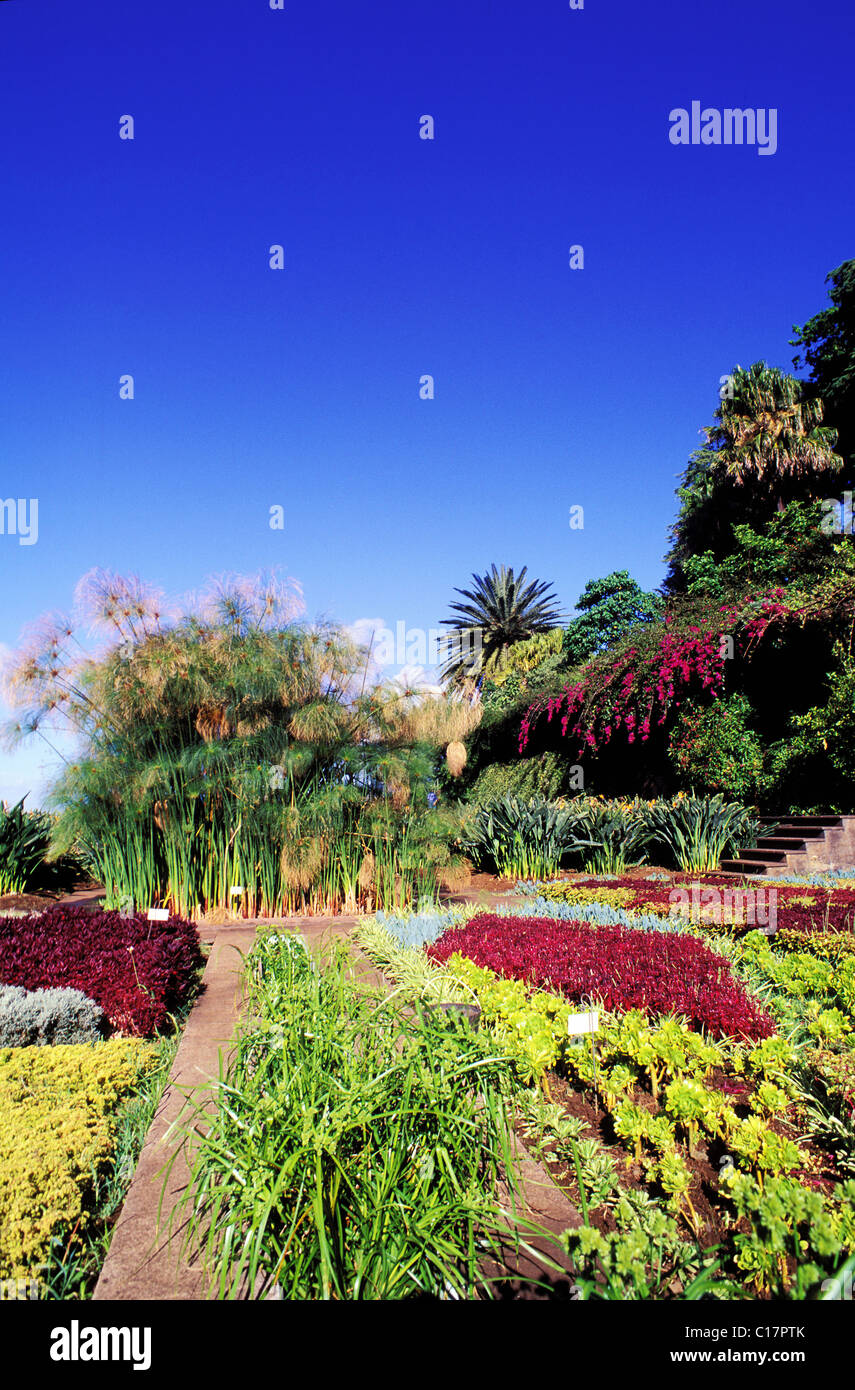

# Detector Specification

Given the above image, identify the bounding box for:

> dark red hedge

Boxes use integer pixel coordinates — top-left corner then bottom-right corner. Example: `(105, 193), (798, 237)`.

(428, 913), (775, 1041)
(0, 907), (204, 1037)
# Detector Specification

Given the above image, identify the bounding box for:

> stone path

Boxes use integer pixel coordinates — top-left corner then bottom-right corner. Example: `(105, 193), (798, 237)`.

(93, 905), (578, 1301)
(94, 917), (354, 1301)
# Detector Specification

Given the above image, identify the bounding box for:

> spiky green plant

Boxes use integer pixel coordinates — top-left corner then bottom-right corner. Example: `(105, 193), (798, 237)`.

(462, 795), (596, 880)
(0, 797), (83, 896)
(564, 800), (652, 875)
(439, 564), (565, 686)
(641, 794), (759, 873)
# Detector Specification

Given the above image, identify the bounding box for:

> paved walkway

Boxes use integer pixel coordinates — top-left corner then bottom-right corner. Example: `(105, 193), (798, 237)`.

(94, 917), (355, 1300)
(93, 904), (578, 1301)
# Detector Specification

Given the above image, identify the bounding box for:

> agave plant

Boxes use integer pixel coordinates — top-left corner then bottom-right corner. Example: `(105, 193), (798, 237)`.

(563, 800), (652, 875)
(641, 794), (760, 873)
(462, 795), (595, 880)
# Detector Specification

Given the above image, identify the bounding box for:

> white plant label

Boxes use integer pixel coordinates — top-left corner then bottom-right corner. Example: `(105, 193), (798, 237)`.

(230, 886), (245, 896)
(147, 908), (169, 921)
(567, 1010), (599, 1036)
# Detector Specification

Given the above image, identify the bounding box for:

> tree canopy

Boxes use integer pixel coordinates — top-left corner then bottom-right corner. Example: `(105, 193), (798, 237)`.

(792, 258), (855, 475)
(562, 571), (664, 667)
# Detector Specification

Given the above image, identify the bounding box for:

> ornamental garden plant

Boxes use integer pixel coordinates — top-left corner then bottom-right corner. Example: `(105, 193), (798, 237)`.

(357, 870), (855, 1300)
(427, 913), (775, 1040)
(0, 902), (204, 1296)
(168, 935), (531, 1300)
(1, 571), (474, 919)
(0, 1041), (156, 1283)
(0, 906), (203, 1037)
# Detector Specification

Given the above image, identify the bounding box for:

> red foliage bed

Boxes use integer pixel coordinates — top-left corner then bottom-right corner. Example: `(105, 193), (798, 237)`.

(428, 912), (775, 1040)
(0, 906), (204, 1037)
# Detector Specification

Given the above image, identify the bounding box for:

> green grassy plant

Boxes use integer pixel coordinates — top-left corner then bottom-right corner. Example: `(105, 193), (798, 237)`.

(641, 795), (759, 873)
(167, 937), (533, 1299)
(0, 798), (83, 897)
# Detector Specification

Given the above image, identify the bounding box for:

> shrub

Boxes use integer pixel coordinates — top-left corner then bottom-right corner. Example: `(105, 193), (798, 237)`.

(519, 620), (729, 760)
(428, 913), (775, 1040)
(461, 795), (596, 878)
(0, 907), (203, 1037)
(466, 753), (571, 806)
(0, 798), (83, 896)
(0, 1039), (154, 1278)
(668, 695), (766, 801)
(641, 794), (759, 872)
(0, 985), (104, 1047)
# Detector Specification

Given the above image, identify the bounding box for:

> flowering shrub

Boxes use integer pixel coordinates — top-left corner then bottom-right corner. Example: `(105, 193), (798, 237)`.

(668, 694), (766, 800)
(428, 913), (775, 1040)
(0, 1039), (153, 1277)
(0, 907), (203, 1037)
(520, 619), (729, 758)
(518, 591), (815, 766)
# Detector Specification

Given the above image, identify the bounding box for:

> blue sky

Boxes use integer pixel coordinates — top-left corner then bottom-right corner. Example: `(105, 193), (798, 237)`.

(1, 0), (853, 803)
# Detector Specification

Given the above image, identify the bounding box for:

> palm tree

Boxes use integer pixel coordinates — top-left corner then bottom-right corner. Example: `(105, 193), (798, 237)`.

(439, 564), (565, 686)
(707, 362), (842, 508)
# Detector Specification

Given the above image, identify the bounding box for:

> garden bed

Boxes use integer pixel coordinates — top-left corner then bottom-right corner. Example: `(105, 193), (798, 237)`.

(0, 908), (205, 1298)
(357, 881), (855, 1300)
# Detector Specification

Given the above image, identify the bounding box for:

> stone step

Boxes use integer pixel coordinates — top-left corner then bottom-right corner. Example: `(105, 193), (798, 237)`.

(753, 837), (809, 853)
(725, 813), (855, 875)
(757, 824), (827, 841)
(720, 858), (777, 875)
(759, 814), (844, 828)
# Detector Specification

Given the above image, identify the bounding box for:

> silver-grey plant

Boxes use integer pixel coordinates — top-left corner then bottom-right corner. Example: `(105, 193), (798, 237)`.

(0, 984), (105, 1046)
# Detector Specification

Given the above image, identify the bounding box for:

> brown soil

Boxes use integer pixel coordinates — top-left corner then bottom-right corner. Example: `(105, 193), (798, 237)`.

(515, 1065), (843, 1296)
(0, 891), (59, 912)
(455, 871), (521, 894)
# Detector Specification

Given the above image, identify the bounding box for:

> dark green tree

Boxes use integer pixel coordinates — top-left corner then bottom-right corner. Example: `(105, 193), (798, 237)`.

(665, 364), (842, 591)
(791, 259), (855, 474)
(706, 362), (841, 506)
(562, 571), (663, 667)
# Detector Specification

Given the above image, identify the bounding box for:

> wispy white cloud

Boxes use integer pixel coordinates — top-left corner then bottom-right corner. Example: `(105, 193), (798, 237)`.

(346, 617), (386, 651)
